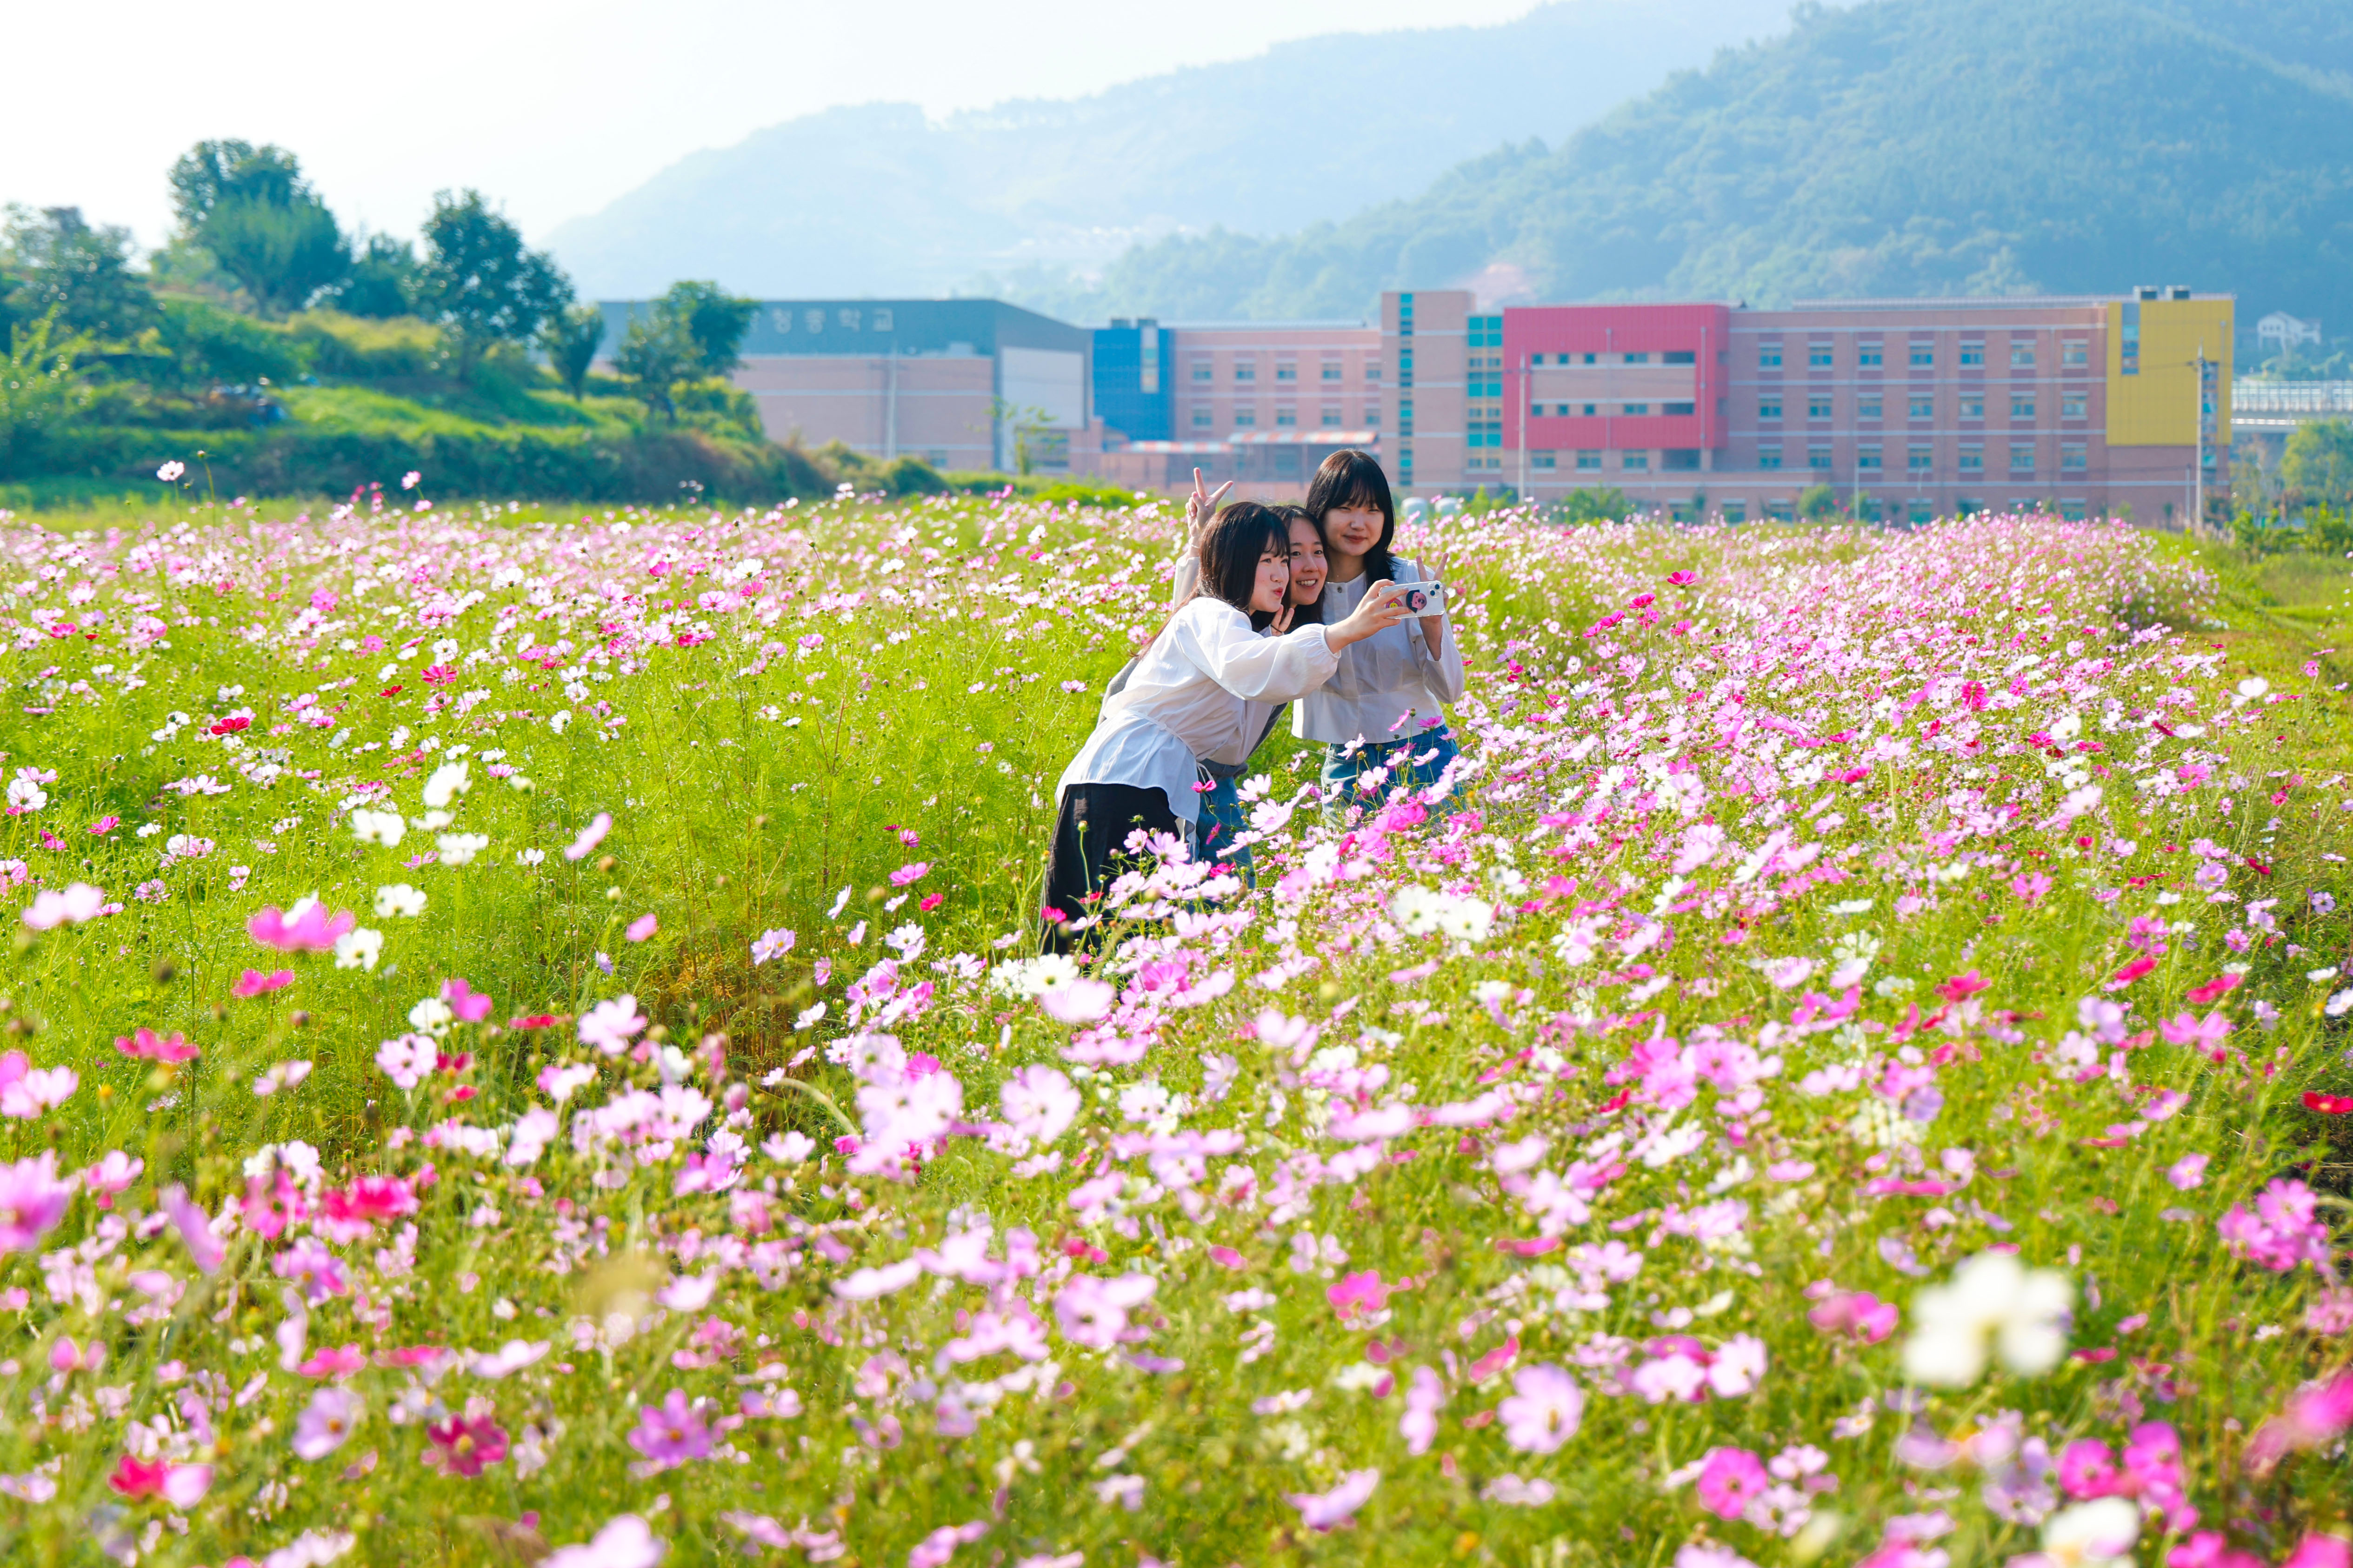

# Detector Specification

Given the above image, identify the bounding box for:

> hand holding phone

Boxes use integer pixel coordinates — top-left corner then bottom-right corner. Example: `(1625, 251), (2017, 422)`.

(1379, 581), (1446, 618)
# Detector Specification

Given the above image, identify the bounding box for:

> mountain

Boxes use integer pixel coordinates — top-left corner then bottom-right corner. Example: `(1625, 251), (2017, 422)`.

(1052, 0), (2353, 350)
(544, 0), (1799, 300)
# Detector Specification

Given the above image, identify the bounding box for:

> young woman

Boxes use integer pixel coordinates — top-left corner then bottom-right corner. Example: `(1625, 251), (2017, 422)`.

(1044, 500), (1404, 952)
(1299, 449), (1466, 813)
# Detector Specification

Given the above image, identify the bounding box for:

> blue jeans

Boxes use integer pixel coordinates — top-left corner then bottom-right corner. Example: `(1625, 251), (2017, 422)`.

(1196, 775), (1255, 884)
(1321, 725), (1462, 817)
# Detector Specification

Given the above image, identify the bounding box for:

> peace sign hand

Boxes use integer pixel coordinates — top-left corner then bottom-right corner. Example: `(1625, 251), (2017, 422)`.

(1186, 467), (1234, 541)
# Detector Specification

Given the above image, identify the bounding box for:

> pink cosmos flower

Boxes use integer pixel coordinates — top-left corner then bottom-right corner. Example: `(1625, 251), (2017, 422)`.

(87, 815), (120, 836)
(1053, 1274), (1157, 1349)
(2219, 1178), (2332, 1272)
(580, 994), (647, 1056)
(233, 968), (295, 997)
(247, 900), (356, 952)
(564, 812), (613, 862)
(2246, 1371), (2353, 1467)
(1400, 1365), (1446, 1455)
(750, 928), (794, 964)
(294, 1343), (366, 1380)
(22, 883), (106, 929)
(107, 1454), (212, 1507)
(999, 1066), (1080, 1144)
(425, 1413), (509, 1477)
(627, 1389), (714, 1470)
(1807, 1289), (1900, 1343)
(162, 1185), (225, 1273)
(83, 1149), (143, 1203)
(542, 1515), (667, 1568)
(113, 1028), (200, 1063)
(908, 1521), (990, 1568)
(441, 977), (493, 1023)
(0, 1153), (73, 1251)
(1496, 1363), (1585, 1453)
(888, 861), (930, 887)
(272, 1240), (352, 1302)
(1694, 1447), (1771, 1519)
(1287, 1468), (1378, 1530)
(1039, 979), (1115, 1023)
(2280, 1537), (2353, 1568)
(0, 1052), (78, 1117)
(1327, 1270), (1393, 1323)
(292, 1387), (361, 1460)
(626, 913), (659, 942)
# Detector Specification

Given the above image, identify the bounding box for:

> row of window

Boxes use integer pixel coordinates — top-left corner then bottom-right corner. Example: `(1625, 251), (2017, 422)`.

(1191, 361), (1381, 383)
(1187, 406), (1381, 429)
(1760, 393), (2091, 421)
(1539, 401), (1697, 417)
(1756, 445), (2089, 472)
(1757, 341), (2092, 370)
(1525, 350), (1700, 366)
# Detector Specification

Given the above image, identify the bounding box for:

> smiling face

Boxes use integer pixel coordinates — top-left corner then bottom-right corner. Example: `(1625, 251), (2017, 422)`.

(1323, 501), (1386, 568)
(1250, 537), (1293, 613)
(1286, 517), (1327, 605)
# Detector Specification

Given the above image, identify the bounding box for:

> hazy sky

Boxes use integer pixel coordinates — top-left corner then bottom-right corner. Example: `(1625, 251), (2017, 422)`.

(4, 0), (1540, 250)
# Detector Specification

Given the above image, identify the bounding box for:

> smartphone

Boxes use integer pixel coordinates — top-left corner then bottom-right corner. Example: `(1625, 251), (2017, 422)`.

(1380, 581), (1446, 618)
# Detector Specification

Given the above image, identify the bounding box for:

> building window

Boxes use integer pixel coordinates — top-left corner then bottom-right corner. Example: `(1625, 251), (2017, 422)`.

(1364, 408), (1380, 428)
(1365, 363), (1382, 381)
(1807, 446), (1833, 470)
(2010, 445), (2034, 470)
(1908, 502), (1937, 524)
(1858, 447), (1883, 471)
(1322, 361), (1342, 381)
(1533, 452), (1558, 470)
(1909, 397), (1933, 419)
(1760, 399), (1783, 420)
(1662, 449), (1701, 471)
(1759, 447), (1783, 471)
(1191, 361), (1212, 382)
(1622, 402), (1650, 416)
(1760, 347), (1783, 367)
(2062, 393), (2087, 419)
(1234, 407), (1257, 427)
(1664, 350), (1696, 365)
(1664, 402), (1695, 416)
(2060, 501), (2087, 520)
(1721, 501), (1746, 523)
(1809, 346), (1833, 367)
(2010, 344), (2035, 367)
(1959, 448), (1984, 472)
(1234, 362), (1256, 382)
(1808, 398), (1832, 420)
(1624, 352), (1650, 365)
(1321, 407), (1342, 427)
(1191, 407), (1213, 429)
(1910, 345), (1934, 366)
(1766, 500), (1795, 522)
(2062, 446), (2087, 470)
(2011, 397), (2035, 421)
(1622, 451), (1650, 471)
(1960, 397), (1985, 420)
(1860, 346), (1883, 366)
(2062, 342), (2088, 368)
(1576, 450), (1602, 471)
(1959, 343), (1985, 366)
(1275, 406), (1297, 427)
(1907, 447), (1933, 472)
(1275, 362), (1297, 382)
(1859, 398), (1882, 420)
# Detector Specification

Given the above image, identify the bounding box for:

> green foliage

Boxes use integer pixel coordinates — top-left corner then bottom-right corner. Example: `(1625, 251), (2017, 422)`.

(323, 233), (417, 319)
(167, 141), (350, 316)
(2281, 418), (2353, 509)
(1040, 0), (2353, 323)
(653, 280), (757, 378)
(285, 310), (446, 381)
(1799, 482), (1844, 520)
(155, 299), (311, 387)
(613, 313), (698, 422)
(417, 190), (573, 375)
(0, 311), (93, 472)
(0, 206), (158, 344)
(1557, 485), (1633, 523)
(540, 303), (608, 400)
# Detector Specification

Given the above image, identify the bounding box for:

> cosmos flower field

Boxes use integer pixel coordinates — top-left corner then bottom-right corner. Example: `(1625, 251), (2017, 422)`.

(0, 486), (2348, 1568)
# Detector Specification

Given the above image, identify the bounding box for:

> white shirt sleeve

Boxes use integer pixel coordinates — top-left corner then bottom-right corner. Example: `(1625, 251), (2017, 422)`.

(1165, 598), (1339, 704)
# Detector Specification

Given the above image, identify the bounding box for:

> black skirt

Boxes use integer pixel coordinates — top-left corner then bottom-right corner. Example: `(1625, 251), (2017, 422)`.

(1040, 782), (1181, 954)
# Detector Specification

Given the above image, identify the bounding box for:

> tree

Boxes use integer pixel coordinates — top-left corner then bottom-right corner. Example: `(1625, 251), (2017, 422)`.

(614, 313), (697, 421)
(1559, 485), (1632, 523)
(417, 190), (573, 377)
(2281, 419), (2353, 511)
(0, 312), (93, 474)
(167, 141), (349, 316)
(325, 233), (419, 319)
(1, 206), (156, 343)
(652, 281), (756, 378)
(1798, 483), (1843, 521)
(541, 303), (609, 400)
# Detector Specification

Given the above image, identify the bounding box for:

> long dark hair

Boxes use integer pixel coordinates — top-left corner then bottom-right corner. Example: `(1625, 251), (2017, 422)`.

(1273, 504), (1328, 626)
(1193, 501), (1292, 629)
(1304, 448), (1397, 586)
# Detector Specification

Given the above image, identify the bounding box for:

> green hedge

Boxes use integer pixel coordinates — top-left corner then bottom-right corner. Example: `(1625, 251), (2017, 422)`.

(15, 422), (830, 503)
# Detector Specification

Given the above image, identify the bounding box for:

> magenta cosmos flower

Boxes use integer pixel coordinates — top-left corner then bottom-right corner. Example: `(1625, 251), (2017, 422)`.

(425, 1413), (509, 1477)
(627, 1389), (714, 1469)
(0, 1153), (74, 1253)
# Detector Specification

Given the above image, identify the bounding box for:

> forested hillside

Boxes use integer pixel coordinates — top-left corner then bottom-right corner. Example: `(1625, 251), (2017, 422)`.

(1046, 0), (2353, 346)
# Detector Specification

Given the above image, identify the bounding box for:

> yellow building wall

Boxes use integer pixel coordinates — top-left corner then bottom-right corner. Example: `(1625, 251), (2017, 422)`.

(2106, 298), (2233, 447)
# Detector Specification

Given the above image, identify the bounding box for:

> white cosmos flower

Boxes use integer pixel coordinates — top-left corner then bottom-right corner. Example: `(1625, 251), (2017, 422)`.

(437, 833), (489, 866)
(1902, 1249), (2072, 1387)
(374, 884), (427, 918)
(421, 760), (471, 808)
(349, 808), (405, 847)
(333, 927), (384, 972)
(2033, 1497), (2140, 1568)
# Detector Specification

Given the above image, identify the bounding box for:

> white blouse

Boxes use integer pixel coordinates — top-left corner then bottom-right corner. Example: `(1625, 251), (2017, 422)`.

(1057, 597), (1340, 824)
(1295, 555), (1465, 745)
